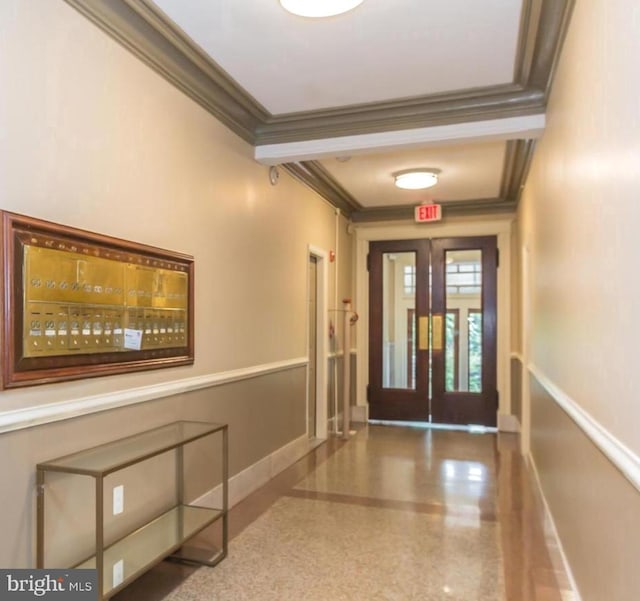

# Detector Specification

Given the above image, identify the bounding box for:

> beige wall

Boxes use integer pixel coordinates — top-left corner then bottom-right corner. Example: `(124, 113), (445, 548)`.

(509, 221), (521, 354)
(510, 357), (522, 425)
(0, 0), (352, 567)
(518, 0), (640, 598)
(519, 0), (640, 455)
(529, 377), (640, 600)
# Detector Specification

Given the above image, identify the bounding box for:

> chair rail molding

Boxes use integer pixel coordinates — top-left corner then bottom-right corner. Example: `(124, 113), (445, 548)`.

(529, 363), (640, 493)
(0, 357), (308, 434)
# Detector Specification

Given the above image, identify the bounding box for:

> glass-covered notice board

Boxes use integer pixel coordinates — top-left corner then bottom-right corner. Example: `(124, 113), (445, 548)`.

(0, 211), (194, 388)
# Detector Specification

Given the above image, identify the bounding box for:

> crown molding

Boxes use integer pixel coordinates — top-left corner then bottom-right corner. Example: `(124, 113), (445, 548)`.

(280, 138), (535, 222)
(281, 162), (361, 215)
(63, 0), (268, 143)
(63, 0), (573, 145)
(62, 0), (574, 218)
(350, 198), (517, 223)
(500, 139), (538, 201)
(527, 0), (576, 97)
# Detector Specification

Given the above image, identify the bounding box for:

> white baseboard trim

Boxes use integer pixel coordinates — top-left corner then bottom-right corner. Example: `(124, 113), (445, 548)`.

(327, 414), (346, 435)
(351, 404), (368, 423)
(0, 357), (308, 435)
(498, 413), (520, 433)
(529, 363), (640, 494)
(526, 452), (583, 601)
(326, 407), (367, 430)
(193, 433), (321, 509)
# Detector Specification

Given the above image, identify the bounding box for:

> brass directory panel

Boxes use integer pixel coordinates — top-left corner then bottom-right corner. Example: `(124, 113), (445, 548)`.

(1, 211), (194, 388)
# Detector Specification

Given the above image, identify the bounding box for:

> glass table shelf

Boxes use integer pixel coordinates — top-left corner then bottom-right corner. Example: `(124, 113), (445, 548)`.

(76, 504), (224, 597)
(36, 420), (228, 600)
(38, 421), (226, 476)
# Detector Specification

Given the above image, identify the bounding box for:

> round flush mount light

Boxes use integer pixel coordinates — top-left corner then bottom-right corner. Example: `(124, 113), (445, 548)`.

(280, 0), (364, 18)
(394, 169), (440, 190)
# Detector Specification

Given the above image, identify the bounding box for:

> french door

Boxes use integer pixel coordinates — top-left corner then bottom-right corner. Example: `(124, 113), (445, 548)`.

(368, 236), (497, 427)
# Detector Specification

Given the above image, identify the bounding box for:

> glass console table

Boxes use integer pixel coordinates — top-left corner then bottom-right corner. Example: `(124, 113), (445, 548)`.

(36, 420), (228, 600)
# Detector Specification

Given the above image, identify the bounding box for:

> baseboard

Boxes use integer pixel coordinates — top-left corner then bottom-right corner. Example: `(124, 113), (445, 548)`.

(351, 404), (368, 423)
(327, 415), (338, 434)
(193, 433), (322, 509)
(526, 452), (582, 601)
(498, 413), (520, 433)
(327, 406), (367, 430)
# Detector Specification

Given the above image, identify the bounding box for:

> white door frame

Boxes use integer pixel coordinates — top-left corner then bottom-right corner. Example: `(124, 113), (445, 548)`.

(307, 245), (329, 439)
(520, 244), (532, 453)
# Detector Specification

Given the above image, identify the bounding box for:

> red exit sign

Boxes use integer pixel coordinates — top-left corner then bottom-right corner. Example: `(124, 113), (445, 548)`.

(414, 204), (442, 223)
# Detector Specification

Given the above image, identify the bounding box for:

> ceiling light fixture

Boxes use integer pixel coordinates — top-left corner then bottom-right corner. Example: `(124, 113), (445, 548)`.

(280, 0), (364, 18)
(394, 169), (440, 190)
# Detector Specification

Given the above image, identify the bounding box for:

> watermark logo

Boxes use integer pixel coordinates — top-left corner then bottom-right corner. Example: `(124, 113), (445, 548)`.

(0, 570), (97, 600)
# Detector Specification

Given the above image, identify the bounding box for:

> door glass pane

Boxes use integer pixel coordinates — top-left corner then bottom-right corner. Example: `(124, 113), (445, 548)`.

(444, 310), (459, 391)
(445, 250), (482, 392)
(382, 252), (416, 389)
(468, 310), (482, 392)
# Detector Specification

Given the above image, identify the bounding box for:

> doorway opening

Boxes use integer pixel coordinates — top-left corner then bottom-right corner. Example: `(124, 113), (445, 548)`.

(368, 236), (497, 427)
(307, 247), (329, 439)
(307, 255), (318, 439)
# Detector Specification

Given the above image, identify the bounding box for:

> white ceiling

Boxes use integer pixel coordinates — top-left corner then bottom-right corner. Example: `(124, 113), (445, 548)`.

(144, 0), (541, 216)
(152, 0), (523, 115)
(319, 141), (507, 207)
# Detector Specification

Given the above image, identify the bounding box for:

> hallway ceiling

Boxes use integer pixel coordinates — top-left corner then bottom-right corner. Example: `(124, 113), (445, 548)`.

(151, 0), (523, 115)
(63, 0), (575, 221)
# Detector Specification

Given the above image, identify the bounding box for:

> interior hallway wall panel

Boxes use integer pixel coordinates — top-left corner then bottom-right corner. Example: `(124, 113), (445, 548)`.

(529, 376), (640, 601)
(0, 366), (306, 568)
(518, 0), (640, 598)
(519, 0), (640, 455)
(0, 0), (347, 408)
(0, 0), (351, 567)
(510, 357), (522, 426)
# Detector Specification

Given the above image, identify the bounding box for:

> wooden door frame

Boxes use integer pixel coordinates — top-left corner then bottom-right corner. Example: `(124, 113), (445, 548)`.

(354, 219), (514, 431)
(430, 236), (498, 427)
(368, 239), (430, 421)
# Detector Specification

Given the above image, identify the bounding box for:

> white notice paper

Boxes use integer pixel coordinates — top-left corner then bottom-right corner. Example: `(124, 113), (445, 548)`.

(113, 559), (124, 587)
(123, 329), (143, 350)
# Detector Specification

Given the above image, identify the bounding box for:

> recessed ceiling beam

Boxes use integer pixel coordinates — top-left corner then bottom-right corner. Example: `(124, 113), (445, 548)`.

(255, 114), (546, 165)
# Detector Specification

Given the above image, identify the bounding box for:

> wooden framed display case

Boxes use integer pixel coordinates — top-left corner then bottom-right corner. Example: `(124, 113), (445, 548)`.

(37, 421), (228, 600)
(0, 211), (194, 388)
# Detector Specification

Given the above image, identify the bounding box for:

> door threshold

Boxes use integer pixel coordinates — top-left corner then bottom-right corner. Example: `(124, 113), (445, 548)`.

(368, 419), (497, 434)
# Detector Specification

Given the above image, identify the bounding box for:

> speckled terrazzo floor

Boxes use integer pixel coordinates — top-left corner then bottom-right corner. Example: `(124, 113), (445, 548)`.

(161, 427), (504, 601)
(163, 495), (503, 601)
(294, 426), (498, 514)
(113, 425), (571, 601)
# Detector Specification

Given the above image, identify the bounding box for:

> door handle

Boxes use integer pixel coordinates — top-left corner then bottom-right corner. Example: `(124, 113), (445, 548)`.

(418, 316), (429, 350)
(431, 314), (443, 351)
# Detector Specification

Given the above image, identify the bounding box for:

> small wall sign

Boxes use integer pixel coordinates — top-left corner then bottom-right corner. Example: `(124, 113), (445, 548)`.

(414, 204), (442, 223)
